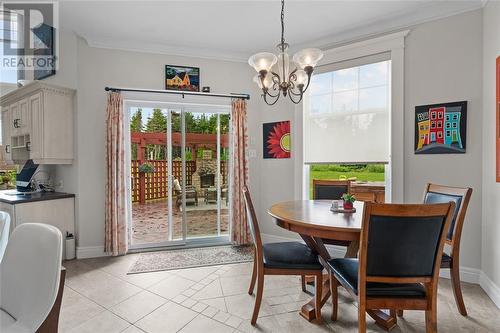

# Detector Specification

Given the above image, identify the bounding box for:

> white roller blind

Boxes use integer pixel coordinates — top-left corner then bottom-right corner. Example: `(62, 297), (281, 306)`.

(304, 54), (391, 164)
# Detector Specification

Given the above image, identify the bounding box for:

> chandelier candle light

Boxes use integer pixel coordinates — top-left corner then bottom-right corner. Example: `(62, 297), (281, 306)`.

(249, 0), (323, 105)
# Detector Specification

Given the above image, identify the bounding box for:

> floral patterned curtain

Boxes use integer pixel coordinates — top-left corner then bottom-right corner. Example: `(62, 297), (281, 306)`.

(231, 99), (250, 245)
(105, 92), (128, 256)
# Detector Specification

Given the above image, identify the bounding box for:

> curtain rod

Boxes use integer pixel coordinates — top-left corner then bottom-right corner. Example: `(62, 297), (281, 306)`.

(104, 86), (250, 100)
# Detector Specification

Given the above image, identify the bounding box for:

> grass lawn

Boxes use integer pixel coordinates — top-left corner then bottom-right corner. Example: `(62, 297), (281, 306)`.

(309, 165), (385, 198)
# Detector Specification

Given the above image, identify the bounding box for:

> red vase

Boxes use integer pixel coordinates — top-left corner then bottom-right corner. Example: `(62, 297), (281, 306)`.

(343, 201), (353, 210)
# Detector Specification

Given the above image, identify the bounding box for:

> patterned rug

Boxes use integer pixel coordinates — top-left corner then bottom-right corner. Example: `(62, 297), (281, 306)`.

(128, 245), (254, 274)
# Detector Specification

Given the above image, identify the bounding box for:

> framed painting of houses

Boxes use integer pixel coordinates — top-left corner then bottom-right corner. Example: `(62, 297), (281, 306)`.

(414, 101), (467, 154)
(263, 121), (291, 159)
(165, 65), (200, 91)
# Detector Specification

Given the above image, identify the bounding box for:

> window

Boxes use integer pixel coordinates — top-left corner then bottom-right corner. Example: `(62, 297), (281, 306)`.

(453, 123), (457, 128)
(446, 130), (451, 137)
(438, 112), (443, 119)
(453, 114), (458, 120)
(438, 132), (443, 139)
(431, 112), (436, 120)
(0, 11), (19, 84)
(305, 59), (391, 164)
(437, 121), (442, 128)
(431, 122), (436, 129)
(446, 123), (451, 128)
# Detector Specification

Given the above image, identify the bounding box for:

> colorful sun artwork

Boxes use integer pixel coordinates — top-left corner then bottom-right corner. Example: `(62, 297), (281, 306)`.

(263, 121), (291, 159)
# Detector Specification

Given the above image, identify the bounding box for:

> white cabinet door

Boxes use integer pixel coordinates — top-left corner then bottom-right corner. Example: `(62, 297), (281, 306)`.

(9, 102), (19, 137)
(1, 107), (12, 163)
(18, 97), (30, 135)
(29, 92), (43, 160)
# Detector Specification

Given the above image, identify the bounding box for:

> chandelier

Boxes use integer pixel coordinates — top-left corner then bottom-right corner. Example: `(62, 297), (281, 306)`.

(248, 0), (323, 105)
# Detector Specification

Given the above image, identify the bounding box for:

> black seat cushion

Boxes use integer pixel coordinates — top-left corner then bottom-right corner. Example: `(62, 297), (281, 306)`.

(262, 242), (322, 270)
(328, 258), (426, 298)
(424, 191), (463, 240)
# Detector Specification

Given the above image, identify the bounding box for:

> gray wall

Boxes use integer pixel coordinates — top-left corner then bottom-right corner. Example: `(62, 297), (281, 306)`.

(482, 1), (500, 290)
(404, 9), (483, 270)
(256, 10), (485, 273)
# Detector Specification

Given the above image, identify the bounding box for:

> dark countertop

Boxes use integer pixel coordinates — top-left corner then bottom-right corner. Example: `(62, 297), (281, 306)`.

(0, 190), (75, 204)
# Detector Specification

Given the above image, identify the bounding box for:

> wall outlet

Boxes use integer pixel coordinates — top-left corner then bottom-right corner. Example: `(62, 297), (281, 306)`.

(55, 180), (63, 189)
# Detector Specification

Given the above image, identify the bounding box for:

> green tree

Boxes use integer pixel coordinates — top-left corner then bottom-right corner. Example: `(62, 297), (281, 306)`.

(145, 109), (167, 132)
(145, 109), (167, 160)
(130, 108), (143, 132)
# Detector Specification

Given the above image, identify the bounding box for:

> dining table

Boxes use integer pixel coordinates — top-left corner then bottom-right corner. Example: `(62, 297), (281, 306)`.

(268, 199), (397, 330)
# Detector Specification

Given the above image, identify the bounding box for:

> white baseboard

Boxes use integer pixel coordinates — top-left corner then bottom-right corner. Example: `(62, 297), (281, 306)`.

(480, 272), (500, 309)
(439, 266), (481, 284)
(76, 246), (110, 259)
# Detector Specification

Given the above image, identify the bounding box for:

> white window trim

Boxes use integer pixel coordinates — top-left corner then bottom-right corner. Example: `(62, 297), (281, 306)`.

(293, 30), (409, 203)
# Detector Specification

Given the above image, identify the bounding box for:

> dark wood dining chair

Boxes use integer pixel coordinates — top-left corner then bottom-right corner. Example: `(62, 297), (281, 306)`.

(242, 185), (324, 325)
(312, 179), (351, 200)
(327, 202), (455, 333)
(423, 183), (472, 315)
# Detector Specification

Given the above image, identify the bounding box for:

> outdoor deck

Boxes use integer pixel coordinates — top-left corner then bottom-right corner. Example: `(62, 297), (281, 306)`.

(131, 200), (229, 245)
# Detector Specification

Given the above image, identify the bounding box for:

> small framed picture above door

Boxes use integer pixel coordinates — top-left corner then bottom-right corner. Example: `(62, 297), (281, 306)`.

(165, 65), (200, 92)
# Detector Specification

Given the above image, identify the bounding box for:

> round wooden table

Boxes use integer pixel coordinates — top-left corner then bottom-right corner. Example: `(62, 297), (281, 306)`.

(268, 200), (396, 330)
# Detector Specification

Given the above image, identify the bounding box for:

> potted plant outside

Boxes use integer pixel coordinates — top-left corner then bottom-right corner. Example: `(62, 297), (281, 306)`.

(341, 193), (356, 210)
(138, 162), (155, 174)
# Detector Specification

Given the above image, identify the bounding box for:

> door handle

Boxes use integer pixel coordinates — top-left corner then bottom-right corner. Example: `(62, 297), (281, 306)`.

(5, 145), (10, 153)
(25, 141), (31, 151)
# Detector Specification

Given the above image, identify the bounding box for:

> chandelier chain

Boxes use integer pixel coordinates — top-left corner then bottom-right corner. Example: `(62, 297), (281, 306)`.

(280, 0), (285, 46)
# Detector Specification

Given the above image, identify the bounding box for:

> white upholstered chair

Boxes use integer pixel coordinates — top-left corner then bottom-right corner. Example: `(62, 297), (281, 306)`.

(0, 223), (63, 333)
(0, 211), (10, 262)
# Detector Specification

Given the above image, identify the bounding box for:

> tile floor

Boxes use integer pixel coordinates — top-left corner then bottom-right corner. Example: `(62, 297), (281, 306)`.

(60, 255), (500, 332)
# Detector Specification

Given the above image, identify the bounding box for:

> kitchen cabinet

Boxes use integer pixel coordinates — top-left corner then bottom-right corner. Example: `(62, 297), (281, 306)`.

(0, 192), (76, 258)
(0, 82), (75, 164)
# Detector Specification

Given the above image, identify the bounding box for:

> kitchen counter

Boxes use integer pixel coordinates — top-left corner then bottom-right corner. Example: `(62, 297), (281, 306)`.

(0, 190), (75, 204)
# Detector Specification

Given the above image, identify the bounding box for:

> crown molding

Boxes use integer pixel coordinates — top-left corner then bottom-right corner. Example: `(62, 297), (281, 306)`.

(85, 36), (250, 63)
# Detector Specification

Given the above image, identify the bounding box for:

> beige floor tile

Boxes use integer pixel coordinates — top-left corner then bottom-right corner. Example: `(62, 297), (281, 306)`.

(135, 302), (197, 333)
(224, 293), (274, 320)
(121, 270), (172, 289)
(67, 268), (142, 308)
(192, 279), (224, 300)
(68, 310), (130, 333)
(191, 302), (208, 312)
(59, 287), (105, 332)
(110, 290), (167, 323)
(202, 305), (219, 317)
(220, 274), (252, 296)
(172, 266), (218, 282)
(121, 326), (146, 333)
(201, 296), (228, 312)
(147, 274), (195, 299)
(178, 314), (234, 333)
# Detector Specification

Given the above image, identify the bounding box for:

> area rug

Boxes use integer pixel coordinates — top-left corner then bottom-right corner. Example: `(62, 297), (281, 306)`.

(128, 245), (253, 274)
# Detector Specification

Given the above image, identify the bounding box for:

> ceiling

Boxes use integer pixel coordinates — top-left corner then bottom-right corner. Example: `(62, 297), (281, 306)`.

(59, 0), (485, 62)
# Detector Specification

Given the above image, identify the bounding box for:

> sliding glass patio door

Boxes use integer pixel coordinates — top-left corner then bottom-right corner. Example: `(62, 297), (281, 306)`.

(182, 109), (231, 241)
(126, 102), (231, 250)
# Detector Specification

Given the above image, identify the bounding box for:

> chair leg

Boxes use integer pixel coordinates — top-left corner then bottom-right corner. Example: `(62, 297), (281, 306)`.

(251, 270), (264, 326)
(248, 256), (257, 295)
(450, 265), (468, 316)
(397, 310), (404, 317)
(301, 274), (306, 292)
(315, 273), (323, 324)
(358, 302), (366, 333)
(425, 305), (438, 333)
(330, 273), (338, 321)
